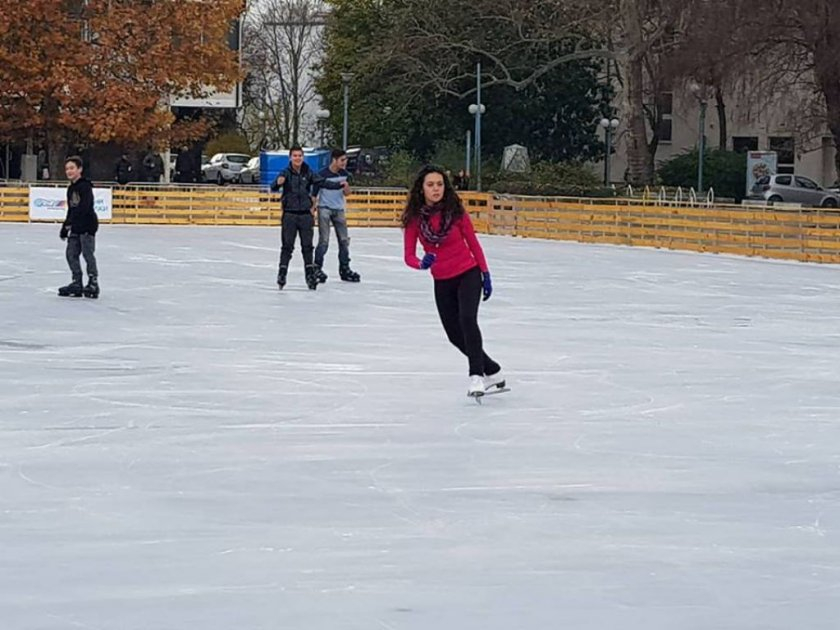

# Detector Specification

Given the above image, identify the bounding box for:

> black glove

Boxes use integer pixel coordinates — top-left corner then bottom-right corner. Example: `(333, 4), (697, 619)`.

(59, 225), (69, 240)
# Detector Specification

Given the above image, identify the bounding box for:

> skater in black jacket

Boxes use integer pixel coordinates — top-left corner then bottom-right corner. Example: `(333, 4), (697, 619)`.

(58, 156), (100, 298)
(271, 146), (348, 290)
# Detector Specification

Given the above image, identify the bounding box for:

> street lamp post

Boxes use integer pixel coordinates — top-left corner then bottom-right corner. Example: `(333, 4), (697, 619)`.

(599, 117), (620, 186)
(465, 129), (472, 186)
(315, 108), (330, 147)
(468, 62), (486, 191)
(690, 82), (708, 193)
(468, 103), (486, 190)
(340, 72), (355, 151)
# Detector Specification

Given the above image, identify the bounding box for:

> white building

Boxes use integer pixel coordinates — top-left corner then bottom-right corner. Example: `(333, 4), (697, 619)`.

(602, 86), (838, 189)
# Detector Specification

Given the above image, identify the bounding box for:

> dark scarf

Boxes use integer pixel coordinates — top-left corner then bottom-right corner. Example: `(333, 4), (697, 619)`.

(419, 203), (453, 245)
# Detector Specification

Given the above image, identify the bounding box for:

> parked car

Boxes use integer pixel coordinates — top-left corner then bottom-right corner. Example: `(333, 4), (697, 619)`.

(201, 153), (251, 185)
(748, 174), (840, 207)
(237, 157), (260, 184)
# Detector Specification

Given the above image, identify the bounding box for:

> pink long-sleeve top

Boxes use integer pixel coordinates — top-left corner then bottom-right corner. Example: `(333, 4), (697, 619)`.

(404, 211), (489, 280)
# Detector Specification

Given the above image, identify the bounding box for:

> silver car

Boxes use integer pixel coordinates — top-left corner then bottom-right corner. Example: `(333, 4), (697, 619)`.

(201, 153), (251, 185)
(237, 157), (260, 184)
(749, 174), (840, 208)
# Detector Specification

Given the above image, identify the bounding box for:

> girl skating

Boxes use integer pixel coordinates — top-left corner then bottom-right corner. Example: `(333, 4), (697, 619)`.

(402, 166), (505, 399)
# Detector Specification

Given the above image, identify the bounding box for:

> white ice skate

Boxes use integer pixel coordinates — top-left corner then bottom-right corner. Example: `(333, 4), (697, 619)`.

(467, 375), (486, 399)
(483, 371), (506, 391)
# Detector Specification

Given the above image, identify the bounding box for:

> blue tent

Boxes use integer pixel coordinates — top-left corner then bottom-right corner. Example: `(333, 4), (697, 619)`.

(260, 149), (331, 187)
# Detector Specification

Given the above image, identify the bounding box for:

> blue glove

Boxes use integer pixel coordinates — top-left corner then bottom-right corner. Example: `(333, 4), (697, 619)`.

(482, 271), (492, 301)
(420, 253), (436, 270)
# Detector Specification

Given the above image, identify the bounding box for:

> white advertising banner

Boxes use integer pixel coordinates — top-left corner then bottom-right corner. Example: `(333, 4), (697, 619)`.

(746, 151), (778, 196)
(29, 186), (113, 221)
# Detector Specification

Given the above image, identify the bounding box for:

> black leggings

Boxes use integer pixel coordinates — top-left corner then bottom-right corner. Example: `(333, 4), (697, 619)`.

(434, 267), (501, 377)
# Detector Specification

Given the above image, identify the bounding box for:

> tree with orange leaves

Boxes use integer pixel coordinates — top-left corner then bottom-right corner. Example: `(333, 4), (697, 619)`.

(0, 0), (244, 176)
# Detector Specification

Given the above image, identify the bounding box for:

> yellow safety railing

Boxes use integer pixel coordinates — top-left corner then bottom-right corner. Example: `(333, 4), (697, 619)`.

(0, 186), (29, 222)
(4, 184), (840, 264)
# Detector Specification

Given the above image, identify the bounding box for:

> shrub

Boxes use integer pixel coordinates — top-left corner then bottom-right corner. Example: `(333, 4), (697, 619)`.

(657, 149), (747, 201)
(377, 150), (422, 187)
(489, 161), (602, 196)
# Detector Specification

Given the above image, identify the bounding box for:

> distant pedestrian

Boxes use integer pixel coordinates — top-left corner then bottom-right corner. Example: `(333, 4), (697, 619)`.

(143, 151), (164, 183)
(115, 153), (133, 185)
(175, 148), (194, 184)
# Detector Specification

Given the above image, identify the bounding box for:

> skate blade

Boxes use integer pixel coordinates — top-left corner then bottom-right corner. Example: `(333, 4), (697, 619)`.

(468, 391), (485, 404)
(480, 387), (511, 398)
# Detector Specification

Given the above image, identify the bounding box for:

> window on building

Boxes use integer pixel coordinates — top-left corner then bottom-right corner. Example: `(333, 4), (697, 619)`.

(658, 92), (673, 142)
(769, 136), (795, 174)
(657, 119), (673, 143)
(733, 137), (759, 153)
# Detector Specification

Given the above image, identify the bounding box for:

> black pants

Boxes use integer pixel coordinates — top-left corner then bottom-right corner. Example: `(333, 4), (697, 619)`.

(434, 267), (500, 376)
(66, 233), (98, 282)
(279, 212), (315, 271)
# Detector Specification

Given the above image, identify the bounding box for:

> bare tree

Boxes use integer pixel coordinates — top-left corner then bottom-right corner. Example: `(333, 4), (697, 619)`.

(371, 0), (615, 99)
(786, 0), (840, 177)
(372, 0), (697, 184)
(711, 0), (840, 178)
(242, 0), (324, 149)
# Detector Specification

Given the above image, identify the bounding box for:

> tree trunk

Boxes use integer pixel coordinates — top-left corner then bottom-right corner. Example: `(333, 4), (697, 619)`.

(44, 99), (69, 182)
(715, 85), (727, 150)
(620, 0), (654, 185)
(813, 21), (840, 183)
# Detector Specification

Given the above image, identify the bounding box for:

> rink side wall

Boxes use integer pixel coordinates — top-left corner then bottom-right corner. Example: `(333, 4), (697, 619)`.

(3, 184), (840, 264)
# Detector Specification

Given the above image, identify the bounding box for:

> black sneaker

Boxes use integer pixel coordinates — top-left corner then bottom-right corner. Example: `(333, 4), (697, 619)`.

(315, 266), (328, 284)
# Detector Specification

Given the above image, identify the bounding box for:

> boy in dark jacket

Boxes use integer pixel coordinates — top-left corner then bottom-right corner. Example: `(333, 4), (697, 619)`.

(271, 146), (347, 290)
(59, 156), (100, 298)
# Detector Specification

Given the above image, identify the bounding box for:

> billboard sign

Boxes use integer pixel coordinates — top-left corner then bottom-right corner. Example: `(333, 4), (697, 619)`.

(746, 151), (778, 196)
(29, 186), (113, 221)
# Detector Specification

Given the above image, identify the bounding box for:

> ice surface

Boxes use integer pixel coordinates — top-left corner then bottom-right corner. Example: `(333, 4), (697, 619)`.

(1, 223), (840, 629)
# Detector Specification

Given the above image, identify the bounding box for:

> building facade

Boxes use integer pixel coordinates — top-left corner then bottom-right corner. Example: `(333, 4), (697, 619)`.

(602, 87), (838, 191)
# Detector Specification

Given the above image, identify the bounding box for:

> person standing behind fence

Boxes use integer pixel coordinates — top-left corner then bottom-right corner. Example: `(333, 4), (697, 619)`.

(58, 156), (100, 299)
(143, 151), (163, 183)
(271, 146), (348, 290)
(312, 149), (360, 283)
(174, 148), (193, 184)
(115, 153), (133, 186)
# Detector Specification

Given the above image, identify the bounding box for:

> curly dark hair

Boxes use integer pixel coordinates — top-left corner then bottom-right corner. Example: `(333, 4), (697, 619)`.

(400, 165), (465, 228)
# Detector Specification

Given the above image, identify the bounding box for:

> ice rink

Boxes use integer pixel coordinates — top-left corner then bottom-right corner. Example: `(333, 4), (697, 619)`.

(2, 223), (840, 629)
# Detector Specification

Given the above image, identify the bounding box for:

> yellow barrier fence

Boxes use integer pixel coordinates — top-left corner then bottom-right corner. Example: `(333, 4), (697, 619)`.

(3, 184), (840, 264)
(0, 186), (29, 222)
